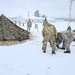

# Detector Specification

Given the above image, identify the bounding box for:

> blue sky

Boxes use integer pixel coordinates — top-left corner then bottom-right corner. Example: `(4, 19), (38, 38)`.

(0, 0), (75, 18)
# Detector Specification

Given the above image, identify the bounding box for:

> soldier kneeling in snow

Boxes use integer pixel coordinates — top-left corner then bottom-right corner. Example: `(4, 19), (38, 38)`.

(56, 29), (75, 53)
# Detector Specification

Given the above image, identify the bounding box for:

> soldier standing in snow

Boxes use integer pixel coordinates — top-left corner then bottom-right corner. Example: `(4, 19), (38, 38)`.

(43, 18), (48, 26)
(56, 29), (75, 53)
(27, 19), (32, 32)
(42, 23), (57, 54)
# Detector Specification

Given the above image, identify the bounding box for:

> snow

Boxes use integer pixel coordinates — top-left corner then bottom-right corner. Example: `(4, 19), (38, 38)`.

(0, 21), (75, 75)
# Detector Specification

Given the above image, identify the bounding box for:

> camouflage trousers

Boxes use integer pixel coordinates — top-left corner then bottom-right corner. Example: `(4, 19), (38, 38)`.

(62, 39), (73, 51)
(42, 35), (56, 52)
(56, 37), (73, 51)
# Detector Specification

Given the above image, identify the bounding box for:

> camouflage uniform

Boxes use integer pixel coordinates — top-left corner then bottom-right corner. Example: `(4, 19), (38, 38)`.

(42, 23), (57, 54)
(56, 30), (75, 53)
(27, 19), (32, 32)
(56, 32), (65, 49)
(43, 18), (48, 26)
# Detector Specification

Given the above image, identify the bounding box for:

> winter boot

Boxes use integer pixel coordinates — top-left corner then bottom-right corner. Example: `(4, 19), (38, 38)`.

(52, 51), (56, 54)
(43, 51), (46, 53)
(64, 51), (71, 53)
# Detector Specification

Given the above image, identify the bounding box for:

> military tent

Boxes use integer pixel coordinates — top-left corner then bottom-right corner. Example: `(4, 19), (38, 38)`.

(0, 14), (30, 41)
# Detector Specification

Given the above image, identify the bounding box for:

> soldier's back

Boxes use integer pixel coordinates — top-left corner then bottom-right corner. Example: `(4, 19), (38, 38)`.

(44, 24), (55, 36)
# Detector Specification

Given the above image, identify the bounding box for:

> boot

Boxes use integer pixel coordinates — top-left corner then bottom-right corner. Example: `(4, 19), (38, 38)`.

(43, 51), (46, 53)
(52, 51), (56, 54)
(64, 51), (71, 53)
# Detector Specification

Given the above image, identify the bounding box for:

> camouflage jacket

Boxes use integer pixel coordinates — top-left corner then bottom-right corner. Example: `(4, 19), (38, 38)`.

(42, 23), (57, 39)
(60, 30), (75, 41)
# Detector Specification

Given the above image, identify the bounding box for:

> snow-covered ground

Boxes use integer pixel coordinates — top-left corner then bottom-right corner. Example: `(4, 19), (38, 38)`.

(0, 21), (75, 75)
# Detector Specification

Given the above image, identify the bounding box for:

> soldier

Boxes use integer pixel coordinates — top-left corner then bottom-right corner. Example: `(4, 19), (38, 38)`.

(56, 30), (75, 53)
(42, 23), (57, 54)
(56, 26), (72, 49)
(43, 18), (48, 26)
(27, 19), (32, 32)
